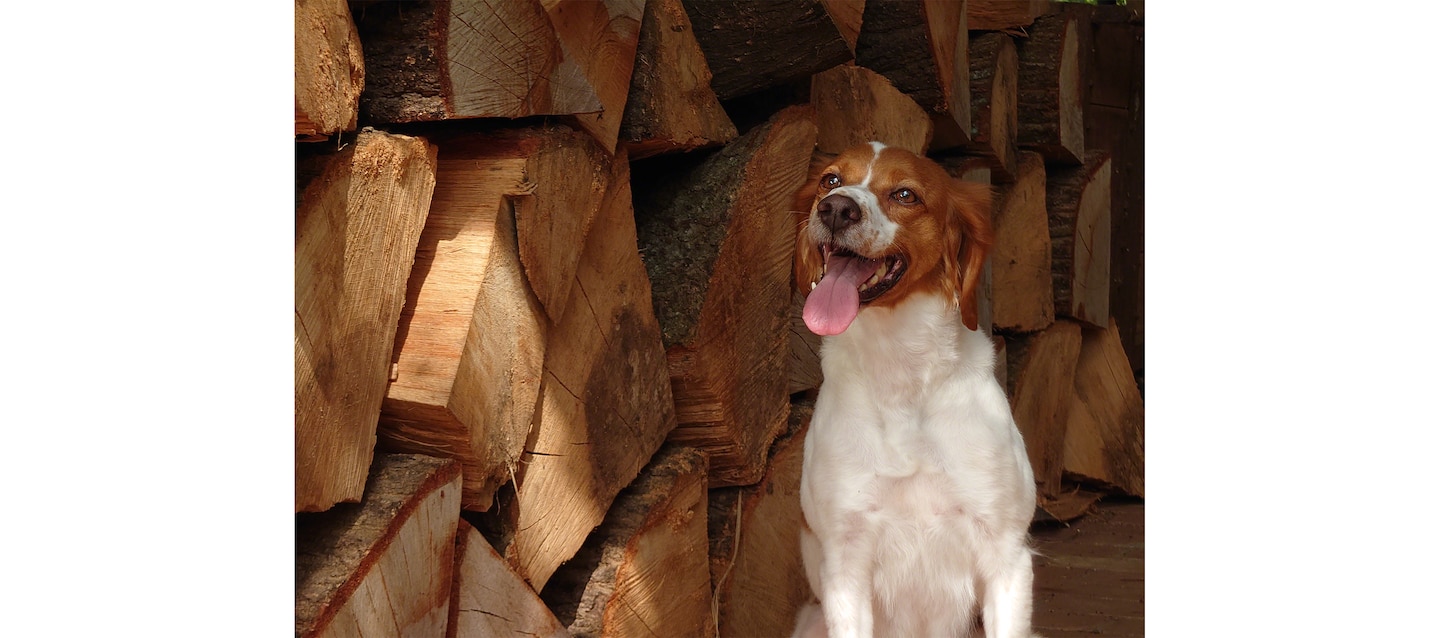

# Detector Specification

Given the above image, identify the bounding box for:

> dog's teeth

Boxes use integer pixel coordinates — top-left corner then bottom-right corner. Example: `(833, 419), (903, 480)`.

(810, 281), (817, 290)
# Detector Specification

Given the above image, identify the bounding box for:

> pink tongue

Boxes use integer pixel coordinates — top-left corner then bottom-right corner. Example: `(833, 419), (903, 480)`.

(803, 254), (882, 336)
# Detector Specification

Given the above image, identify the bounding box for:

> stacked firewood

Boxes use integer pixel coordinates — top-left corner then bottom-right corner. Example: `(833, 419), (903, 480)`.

(294, 0), (1144, 636)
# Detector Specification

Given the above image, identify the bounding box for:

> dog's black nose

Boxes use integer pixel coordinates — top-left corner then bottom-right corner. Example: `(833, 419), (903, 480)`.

(817, 193), (861, 233)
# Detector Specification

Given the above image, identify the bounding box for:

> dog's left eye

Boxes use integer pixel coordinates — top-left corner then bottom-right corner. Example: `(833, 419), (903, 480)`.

(892, 188), (917, 204)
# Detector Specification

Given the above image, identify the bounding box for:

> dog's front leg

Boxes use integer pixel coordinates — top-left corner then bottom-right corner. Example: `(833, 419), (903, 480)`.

(818, 523), (877, 638)
(981, 547), (1035, 638)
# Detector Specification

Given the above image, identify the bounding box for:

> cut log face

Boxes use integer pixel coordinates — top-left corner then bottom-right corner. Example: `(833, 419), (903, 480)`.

(296, 131), (438, 513)
(382, 129), (611, 511)
(1063, 319), (1144, 497)
(967, 0), (1050, 32)
(1016, 11), (1085, 164)
(296, 454), (462, 638)
(493, 150), (677, 591)
(811, 64), (934, 155)
(619, 0), (738, 159)
(543, 0), (645, 152)
(635, 105), (818, 487)
(680, 0), (852, 101)
(709, 402), (815, 638)
(354, 0), (603, 124)
(1006, 320), (1084, 499)
(1048, 151), (1112, 328)
(448, 521), (567, 638)
(990, 151), (1055, 334)
(855, 0), (970, 147)
(966, 32), (1019, 183)
(541, 446), (713, 638)
(295, 0), (363, 138)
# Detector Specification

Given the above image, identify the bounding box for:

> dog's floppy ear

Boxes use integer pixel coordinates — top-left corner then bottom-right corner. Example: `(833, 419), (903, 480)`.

(793, 179), (823, 294)
(940, 179), (994, 331)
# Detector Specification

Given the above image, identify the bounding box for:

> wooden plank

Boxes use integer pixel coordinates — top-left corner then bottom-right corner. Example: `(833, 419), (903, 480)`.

(618, 0), (738, 159)
(709, 402), (815, 638)
(381, 127), (612, 511)
(295, 0), (363, 138)
(492, 148), (677, 590)
(447, 521), (566, 638)
(1047, 151), (1112, 328)
(635, 105), (817, 487)
(296, 454), (462, 638)
(353, 0), (602, 123)
(541, 446), (713, 638)
(811, 64), (933, 155)
(1063, 319), (1144, 497)
(296, 130), (438, 512)
(990, 151), (1054, 333)
(680, 0), (852, 101)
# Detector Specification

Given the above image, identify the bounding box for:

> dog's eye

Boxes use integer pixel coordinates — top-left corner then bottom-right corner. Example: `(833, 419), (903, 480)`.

(892, 188), (917, 204)
(821, 173), (841, 189)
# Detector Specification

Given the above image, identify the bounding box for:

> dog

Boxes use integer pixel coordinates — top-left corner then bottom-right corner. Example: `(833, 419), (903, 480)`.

(791, 142), (1039, 638)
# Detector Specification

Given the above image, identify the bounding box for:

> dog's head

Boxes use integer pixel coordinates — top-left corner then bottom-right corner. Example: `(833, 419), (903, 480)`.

(794, 142), (992, 336)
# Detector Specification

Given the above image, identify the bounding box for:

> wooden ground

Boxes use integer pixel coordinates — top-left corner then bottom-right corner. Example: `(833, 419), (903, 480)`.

(1031, 498), (1145, 637)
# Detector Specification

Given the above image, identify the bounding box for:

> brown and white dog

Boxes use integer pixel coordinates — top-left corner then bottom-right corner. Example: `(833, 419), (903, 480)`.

(792, 142), (1039, 638)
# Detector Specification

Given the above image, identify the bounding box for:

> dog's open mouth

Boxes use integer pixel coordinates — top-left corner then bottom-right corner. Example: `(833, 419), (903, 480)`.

(802, 242), (908, 336)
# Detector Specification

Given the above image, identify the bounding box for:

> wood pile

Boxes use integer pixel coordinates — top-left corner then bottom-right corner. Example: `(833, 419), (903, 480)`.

(294, 0), (1143, 634)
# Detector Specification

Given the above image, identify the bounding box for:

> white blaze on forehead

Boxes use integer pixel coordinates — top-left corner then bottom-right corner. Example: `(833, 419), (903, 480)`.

(813, 141), (898, 254)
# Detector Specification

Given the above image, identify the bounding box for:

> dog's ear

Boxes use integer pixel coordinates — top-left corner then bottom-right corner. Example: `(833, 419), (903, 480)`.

(793, 182), (822, 294)
(940, 179), (994, 331)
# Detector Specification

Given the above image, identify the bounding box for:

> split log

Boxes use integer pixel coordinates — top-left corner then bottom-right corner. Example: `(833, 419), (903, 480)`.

(619, 0), (738, 159)
(1016, 11), (1085, 164)
(1005, 320), (1083, 500)
(820, 0), (865, 54)
(855, 0), (971, 149)
(788, 289), (824, 395)
(295, 0), (363, 139)
(296, 454), (461, 638)
(990, 151), (1053, 334)
(811, 64), (933, 155)
(541, 446), (712, 638)
(1063, 319), (1144, 497)
(380, 127), (609, 511)
(541, 0), (645, 152)
(352, 0), (602, 124)
(942, 155), (993, 186)
(635, 105), (817, 487)
(492, 149), (677, 590)
(679, 0), (852, 101)
(965, 32), (1019, 183)
(1034, 486), (1104, 524)
(448, 520), (567, 638)
(709, 402), (815, 638)
(1047, 150), (1112, 329)
(296, 131), (437, 513)
(967, 0), (1049, 32)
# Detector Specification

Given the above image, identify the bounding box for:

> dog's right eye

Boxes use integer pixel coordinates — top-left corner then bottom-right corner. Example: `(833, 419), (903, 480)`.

(821, 173), (841, 189)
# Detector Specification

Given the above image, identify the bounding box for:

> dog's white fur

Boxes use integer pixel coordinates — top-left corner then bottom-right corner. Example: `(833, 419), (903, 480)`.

(794, 146), (1039, 638)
